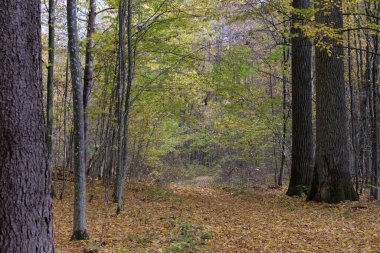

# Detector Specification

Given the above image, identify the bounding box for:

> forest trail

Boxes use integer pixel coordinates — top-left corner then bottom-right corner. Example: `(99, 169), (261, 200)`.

(176, 176), (214, 187)
(54, 181), (380, 253)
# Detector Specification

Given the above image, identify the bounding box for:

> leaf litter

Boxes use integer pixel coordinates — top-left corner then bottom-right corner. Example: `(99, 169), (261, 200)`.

(53, 182), (380, 252)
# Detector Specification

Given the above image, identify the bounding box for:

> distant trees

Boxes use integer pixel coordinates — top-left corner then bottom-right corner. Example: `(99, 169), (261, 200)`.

(287, 0), (313, 197)
(307, 0), (358, 202)
(39, 0), (380, 217)
(0, 1), (54, 251)
(119, 0), (134, 214)
(67, 0), (89, 240)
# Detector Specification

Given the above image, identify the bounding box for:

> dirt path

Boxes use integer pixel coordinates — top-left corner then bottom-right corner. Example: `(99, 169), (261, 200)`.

(176, 176), (214, 187)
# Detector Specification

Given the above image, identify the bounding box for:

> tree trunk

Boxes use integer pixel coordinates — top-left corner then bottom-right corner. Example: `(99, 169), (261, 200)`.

(117, 0), (134, 214)
(307, 0), (358, 203)
(115, 0), (127, 210)
(348, 29), (360, 194)
(0, 1), (54, 251)
(67, 0), (89, 240)
(279, 35), (290, 187)
(83, 0), (96, 168)
(60, 49), (70, 200)
(370, 5), (379, 200)
(287, 0), (314, 196)
(47, 0), (57, 199)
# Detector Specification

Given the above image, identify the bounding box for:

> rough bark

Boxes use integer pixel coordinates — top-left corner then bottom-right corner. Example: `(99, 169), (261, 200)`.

(287, 0), (314, 196)
(307, 0), (358, 203)
(83, 0), (96, 168)
(0, 1), (54, 251)
(67, 0), (89, 240)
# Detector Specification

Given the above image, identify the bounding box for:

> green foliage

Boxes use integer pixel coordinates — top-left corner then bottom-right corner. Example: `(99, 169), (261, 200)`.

(146, 186), (175, 200)
(43, 0), (293, 186)
(220, 186), (252, 197)
(165, 222), (211, 252)
(137, 233), (160, 245)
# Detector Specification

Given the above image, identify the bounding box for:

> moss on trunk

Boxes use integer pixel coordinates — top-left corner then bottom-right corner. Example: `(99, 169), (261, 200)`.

(71, 230), (89, 241)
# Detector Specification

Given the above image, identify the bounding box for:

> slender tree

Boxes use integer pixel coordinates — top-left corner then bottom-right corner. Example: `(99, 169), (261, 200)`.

(0, 1), (54, 251)
(307, 0), (358, 202)
(347, 29), (359, 193)
(60, 49), (70, 200)
(118, 0), (134, 213)
(67, 0), (89, 240)
(84, 0), (97, 167)
(114, 0), (127, 209)
(278, 35), (290, 187)
(370, 2), (379, 200)
(287, 0), (314, 196)
(47, 0), (57, 198)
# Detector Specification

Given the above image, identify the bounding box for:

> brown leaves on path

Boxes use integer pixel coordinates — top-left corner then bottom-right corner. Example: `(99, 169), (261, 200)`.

(53, 182), (380, 252)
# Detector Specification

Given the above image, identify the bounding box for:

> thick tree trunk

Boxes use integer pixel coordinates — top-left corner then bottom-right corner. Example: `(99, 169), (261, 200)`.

(287, 0), (314, 196)
(83, 0), (96, 168)
(307, 0), (358, 203)
(0, 1), (54, 251)
(67, 0), (89, 240)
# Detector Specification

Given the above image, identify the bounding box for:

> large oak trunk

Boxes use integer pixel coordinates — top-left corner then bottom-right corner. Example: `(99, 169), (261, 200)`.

(287, 0), (314, 196)
(307, 0), (358, 202)
(0, 1), (54, 251)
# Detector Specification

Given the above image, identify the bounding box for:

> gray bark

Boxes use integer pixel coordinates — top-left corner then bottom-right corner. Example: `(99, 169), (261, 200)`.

(370, 5), (379, 200)
(347, 30), (359, 193)
(67, 0), (89, 240)
(287, 0), (314, 196)
(115, 0), (127, 210)
(60, 50), (70, 200)
(278, 36), (290, 187)
(307, 0), (358, 202)
(83, 0), (97, 168)
(47, 0), (57, 198)
(118, 0), (134, 213)
(0, 1), (54, 251)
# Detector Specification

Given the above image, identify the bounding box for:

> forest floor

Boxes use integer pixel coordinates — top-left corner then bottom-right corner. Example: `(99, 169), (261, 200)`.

(54, 179), (380, 253)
